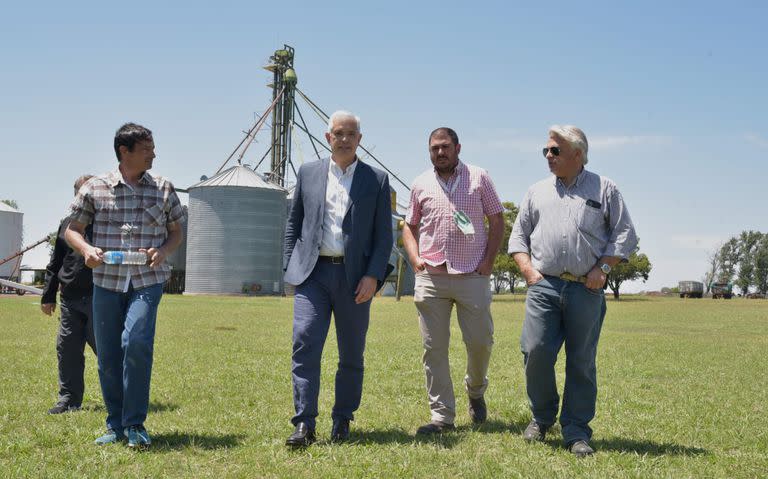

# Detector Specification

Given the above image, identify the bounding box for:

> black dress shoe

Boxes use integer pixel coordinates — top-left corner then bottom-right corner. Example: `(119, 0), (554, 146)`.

(285, 422), (315, 448)
(416, 421), (456, 435)
(468, 396), (487, 424)
(522, 420), (549, 442)
(48, 403), (80, 415)
(569, 440), (595, 457)
(330, 418), (350, 443)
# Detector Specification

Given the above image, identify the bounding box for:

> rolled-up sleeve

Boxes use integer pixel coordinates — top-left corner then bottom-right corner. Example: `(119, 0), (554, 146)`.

(507, 190), (533, 255)
(602, 185), (637, 259)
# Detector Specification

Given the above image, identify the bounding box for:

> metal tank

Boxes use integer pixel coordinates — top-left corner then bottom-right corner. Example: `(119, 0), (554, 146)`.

(163, 205), (187, 294)
(0, 202), (24, 278)
(184, 165), (287, 295)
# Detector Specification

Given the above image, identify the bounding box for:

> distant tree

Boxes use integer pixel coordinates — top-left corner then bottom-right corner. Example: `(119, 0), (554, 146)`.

(606, 247), (652, 300)
(47, 230), (58, 252)
(491, 201), (520, 294)
(717, 238), (740, 283)
(1, 199), (19, 209)
(735, 231), (762, 295)
(753, 235), (768, 295)
(702, 244), (722, 294)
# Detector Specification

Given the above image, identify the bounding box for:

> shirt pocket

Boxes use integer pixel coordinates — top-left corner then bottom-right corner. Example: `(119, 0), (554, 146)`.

(577, 202), (604, 233)
(143, 202), (167, 228)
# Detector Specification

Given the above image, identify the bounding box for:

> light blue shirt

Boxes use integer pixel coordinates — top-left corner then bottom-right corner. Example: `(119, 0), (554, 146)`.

(508, 169), (638, 277)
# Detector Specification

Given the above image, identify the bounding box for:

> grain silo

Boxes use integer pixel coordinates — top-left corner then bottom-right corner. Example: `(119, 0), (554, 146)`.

(184, 165), (287, 295)
(0, 202), (23, 278)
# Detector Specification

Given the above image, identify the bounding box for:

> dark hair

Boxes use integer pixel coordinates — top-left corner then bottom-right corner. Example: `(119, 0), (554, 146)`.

(114, 123), (153, 162)
(429, 127), (459, 146)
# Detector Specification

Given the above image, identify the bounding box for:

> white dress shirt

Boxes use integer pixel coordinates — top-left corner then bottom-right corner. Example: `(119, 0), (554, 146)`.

(319, 158), (357, 256)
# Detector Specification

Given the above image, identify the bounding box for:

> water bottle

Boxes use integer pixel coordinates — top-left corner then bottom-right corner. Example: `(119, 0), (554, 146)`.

(103, 251), (147, 265)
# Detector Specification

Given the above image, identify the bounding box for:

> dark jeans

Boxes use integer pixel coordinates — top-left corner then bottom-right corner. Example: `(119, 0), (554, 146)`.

(92, 283), (163, 432)
(291, 261), (371, 429)
(56, 295), (97, 406)
(521, 275), (607, 444)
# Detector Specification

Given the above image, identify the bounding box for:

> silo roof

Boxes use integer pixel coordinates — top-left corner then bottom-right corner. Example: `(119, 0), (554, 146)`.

(0, 202), (21, 213)
(189, 165), (286, 191)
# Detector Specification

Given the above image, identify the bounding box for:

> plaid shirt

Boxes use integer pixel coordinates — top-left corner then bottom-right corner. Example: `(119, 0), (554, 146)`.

(405, 161), (503, 274)
(69, 168), (185, 292)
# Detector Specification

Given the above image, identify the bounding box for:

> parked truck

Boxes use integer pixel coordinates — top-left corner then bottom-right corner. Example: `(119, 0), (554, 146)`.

(678, 281), (704, 298)
(710, 282), (733, 299)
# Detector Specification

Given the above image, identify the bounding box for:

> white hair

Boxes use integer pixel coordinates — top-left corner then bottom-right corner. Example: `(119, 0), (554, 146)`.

(549, 125), (589, 165)
(327, 110), (361, 133)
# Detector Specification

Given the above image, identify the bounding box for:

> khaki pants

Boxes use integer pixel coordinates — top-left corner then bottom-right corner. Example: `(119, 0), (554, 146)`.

(414, 269), (494, 424)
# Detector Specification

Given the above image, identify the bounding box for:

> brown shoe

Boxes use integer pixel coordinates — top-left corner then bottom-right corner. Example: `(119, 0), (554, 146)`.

(468, 396), (487, 424)
(416, 421), (456, 435)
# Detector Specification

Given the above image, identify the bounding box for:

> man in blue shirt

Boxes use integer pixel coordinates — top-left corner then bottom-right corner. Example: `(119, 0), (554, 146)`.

(508, 125), (637, 457)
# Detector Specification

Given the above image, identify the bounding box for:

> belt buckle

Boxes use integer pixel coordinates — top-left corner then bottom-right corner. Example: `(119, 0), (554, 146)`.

(331, 256), (343, 264)
(560, 272), (585, 284)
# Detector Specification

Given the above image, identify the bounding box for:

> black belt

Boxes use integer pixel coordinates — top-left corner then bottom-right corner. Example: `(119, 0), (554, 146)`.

(318, 256), (344, 264)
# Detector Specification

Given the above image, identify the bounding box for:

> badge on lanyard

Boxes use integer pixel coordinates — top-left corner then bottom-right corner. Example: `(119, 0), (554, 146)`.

(453, 210), (475, 236)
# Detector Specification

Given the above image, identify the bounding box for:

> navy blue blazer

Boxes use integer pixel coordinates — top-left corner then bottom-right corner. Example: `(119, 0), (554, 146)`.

(283, 157), (393, 293)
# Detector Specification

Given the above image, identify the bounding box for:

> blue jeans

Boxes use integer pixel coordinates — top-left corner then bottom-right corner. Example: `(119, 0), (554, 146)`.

(291, 261), (371, 429)
(520, 275), (606, 445)
(92, 283), (163, 431)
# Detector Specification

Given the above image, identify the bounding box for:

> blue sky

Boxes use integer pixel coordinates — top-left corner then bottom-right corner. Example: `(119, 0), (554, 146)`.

(2, 1), (766, 292)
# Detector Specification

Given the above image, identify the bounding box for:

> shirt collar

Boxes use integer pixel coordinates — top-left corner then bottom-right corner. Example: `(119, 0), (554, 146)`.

(107, 168), (154, 187)
(554, 167), (587, 189)
(329, 156), (358, 177)
(435, 160), (464, 183)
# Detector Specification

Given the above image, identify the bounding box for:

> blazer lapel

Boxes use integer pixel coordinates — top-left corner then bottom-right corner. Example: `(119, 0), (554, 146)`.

(345, 161), (364, 218)
(317, 157), (330, 218)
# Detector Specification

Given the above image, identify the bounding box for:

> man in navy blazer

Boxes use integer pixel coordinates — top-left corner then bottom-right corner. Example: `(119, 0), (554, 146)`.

(283, 110), (393, 447)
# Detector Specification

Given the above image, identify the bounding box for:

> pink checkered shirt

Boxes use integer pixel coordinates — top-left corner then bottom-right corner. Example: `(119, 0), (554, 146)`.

(405, 161), (503, 274)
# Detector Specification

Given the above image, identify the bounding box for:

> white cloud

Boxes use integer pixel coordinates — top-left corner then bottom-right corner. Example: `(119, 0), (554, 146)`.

(669, 235), (726, 252)
(484, 138), (541, 153)
(475, 133), (670, 154)
(744, 133), (768, 148)
(590, 135), (669, 150)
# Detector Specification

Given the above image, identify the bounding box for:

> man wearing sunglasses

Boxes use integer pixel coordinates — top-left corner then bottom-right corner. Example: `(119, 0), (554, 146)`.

(508, 125), (637, 457)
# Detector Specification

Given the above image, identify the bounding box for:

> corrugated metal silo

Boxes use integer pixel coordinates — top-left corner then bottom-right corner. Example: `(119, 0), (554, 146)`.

(0, 202), (23, 278)
(166, 205), (187, 271)
(184, 166), (287, 295)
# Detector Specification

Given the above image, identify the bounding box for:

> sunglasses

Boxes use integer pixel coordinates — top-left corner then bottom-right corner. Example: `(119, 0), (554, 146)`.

(542, 147), (561, 157)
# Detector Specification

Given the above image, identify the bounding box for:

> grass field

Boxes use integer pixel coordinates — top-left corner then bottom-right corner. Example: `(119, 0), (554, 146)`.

(1, 293), (766, 478)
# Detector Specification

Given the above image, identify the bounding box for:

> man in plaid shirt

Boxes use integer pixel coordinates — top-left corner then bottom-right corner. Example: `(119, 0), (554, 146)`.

(402, 127), (504, 434)
(65, 123), (184, 448)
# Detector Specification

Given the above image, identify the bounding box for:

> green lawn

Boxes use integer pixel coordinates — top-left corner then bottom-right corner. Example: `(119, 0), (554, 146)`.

(1, 294), (766, 478)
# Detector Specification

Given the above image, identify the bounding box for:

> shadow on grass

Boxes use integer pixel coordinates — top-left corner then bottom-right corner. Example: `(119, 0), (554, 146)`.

(150, 431), (246, 451)
(82, 401), (180, 413)
(310, 419), (520, 449)
(591, 437), (707, 456)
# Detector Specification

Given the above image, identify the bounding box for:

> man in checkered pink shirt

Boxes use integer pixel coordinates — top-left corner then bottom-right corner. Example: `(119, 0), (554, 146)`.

(403, 127), (504, 434)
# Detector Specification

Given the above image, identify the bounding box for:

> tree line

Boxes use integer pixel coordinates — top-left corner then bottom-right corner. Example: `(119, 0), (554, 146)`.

(705, 231), (768, 295)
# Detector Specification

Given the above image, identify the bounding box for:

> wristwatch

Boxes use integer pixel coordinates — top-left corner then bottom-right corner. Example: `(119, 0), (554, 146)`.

(599, 263), (612, 274)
